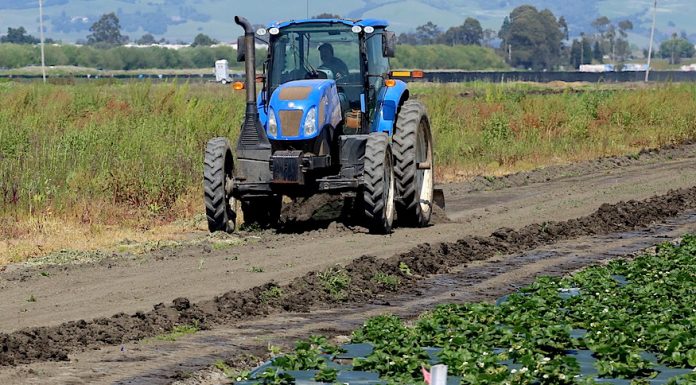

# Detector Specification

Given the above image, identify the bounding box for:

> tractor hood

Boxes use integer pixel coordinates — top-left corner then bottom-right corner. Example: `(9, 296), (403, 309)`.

(265, 79), (342, 141)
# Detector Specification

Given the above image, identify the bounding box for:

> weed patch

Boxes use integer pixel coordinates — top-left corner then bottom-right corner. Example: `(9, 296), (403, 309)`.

(214, 359), (235, 378)
(249, 266), (265, 273)
(371, 272), (401, 290)
(260, 286), (283, 303)
(318, 266), (351, 301)
(150, 323), (199, 342)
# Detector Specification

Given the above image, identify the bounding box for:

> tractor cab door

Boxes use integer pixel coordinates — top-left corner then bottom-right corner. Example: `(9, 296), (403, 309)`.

(365, 28), (391, 124)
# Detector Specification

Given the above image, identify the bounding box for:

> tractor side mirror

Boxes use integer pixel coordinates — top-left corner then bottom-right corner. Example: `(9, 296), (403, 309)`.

(382, 31), (396, 58)
(236, 35), (246, 62)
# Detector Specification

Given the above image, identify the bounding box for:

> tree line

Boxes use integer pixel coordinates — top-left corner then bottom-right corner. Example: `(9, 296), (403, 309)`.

(0, 43), (506, 72)
(398, 6), (694, 70)
(0, 44), (262, 71)
(1, 7), (695, 71)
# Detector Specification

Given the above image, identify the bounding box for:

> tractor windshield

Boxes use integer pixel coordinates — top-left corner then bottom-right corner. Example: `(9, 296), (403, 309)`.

(268, 23), (362, 95)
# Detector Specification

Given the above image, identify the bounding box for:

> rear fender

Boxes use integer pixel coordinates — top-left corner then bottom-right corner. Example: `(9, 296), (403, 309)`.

(371, 80), (409, 136)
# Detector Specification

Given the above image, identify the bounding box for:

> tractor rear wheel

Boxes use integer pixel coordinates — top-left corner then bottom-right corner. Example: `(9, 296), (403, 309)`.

(204, 137), (236, 233)
(393, 100), (434, 227)
(241, 196), (282, 229)
(363, 133), (395, 234)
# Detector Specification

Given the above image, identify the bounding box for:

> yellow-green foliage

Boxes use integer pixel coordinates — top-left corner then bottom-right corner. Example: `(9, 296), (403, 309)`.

(2, 82), (696, 221)
(0, 82), (243, 217)
(152, 323), (199, 342)
(416, 83), (696, 172)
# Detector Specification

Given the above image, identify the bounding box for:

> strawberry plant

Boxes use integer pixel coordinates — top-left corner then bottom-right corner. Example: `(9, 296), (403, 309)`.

(352, 316), (430, 381)
(254, 368), (295, 385)
(313, 367), (338, 383)
(243, 235), (696, 385)
(272, 336), (343, 371)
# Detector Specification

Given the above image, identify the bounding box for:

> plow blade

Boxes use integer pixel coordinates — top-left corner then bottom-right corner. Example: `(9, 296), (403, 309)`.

(433, 188), (445, 210)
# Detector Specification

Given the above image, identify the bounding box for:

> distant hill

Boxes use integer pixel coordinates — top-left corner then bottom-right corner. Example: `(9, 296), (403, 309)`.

(1, 0), (694, 47)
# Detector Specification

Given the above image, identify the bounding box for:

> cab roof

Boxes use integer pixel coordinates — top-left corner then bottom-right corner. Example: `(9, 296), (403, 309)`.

(268, 18), (389, 30)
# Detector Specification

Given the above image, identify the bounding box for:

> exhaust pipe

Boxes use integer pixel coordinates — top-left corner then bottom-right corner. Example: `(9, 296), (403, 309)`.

(234, 16), (271, 154)
(235, 16), (258, 109)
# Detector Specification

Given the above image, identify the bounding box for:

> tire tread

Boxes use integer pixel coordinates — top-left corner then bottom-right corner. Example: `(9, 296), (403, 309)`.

(203, 137), (234, 232)
(392, 100), (432, 227)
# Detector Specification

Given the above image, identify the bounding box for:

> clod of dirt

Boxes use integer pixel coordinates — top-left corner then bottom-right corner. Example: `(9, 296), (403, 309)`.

(2, 186), (696, 367)
(173, 298), (191, 311)
(278, 194), (346, 231)
(430, 205), (451, 224)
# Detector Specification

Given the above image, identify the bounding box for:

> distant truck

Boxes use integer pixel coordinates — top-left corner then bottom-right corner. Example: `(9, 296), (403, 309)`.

(579, 64), (615, 73)
(579, 63), (649, 73)
(215, 59), (232, 84)
(622, 63), (648, 72)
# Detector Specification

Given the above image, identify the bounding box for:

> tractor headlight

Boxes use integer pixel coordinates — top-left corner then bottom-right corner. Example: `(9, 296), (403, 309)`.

(304, 107), (317, 136)
(268, 108), (278, 137)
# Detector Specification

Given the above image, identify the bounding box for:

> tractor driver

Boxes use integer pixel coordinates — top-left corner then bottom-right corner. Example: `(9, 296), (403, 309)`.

(318, 43), (349, 80)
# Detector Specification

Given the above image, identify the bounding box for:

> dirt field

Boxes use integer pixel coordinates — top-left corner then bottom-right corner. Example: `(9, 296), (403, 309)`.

(0, 143), (695, 384)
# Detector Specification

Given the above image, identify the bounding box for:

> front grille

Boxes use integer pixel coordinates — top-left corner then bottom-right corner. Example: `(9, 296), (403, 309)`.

(279, 110), (303, 137)
(279, 87), (312, 101)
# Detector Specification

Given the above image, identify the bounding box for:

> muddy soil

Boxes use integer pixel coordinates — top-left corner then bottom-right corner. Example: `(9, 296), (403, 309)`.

(0, 142), (694, 383)
(277, 194), (348, 230)
(5, 213), (696, 385)
(2, 184), (696, 368)
(1, 143), (694, 337)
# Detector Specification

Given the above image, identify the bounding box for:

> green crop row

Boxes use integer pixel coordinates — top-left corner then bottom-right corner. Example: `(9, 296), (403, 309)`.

(2, 82), (696, 224)
(245, 235), (696, 384)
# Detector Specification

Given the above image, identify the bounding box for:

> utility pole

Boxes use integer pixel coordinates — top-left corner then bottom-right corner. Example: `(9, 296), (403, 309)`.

(645, 0), (657, 82)
(39, 0), (47, 83)
(580, 32), (585, 67)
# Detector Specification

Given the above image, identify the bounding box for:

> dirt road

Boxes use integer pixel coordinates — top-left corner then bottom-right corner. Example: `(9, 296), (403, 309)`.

(0, 144), (695, 384)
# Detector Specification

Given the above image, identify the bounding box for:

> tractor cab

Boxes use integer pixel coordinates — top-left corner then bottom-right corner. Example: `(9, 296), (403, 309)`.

(261, 19), (394, 136)
(203, 16), (433, 234)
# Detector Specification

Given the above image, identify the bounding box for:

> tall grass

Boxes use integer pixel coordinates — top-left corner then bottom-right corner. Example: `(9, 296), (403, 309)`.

(1, 81), (695, 227)
(417, 82), (696, 176)
(0, 82), (243, 225)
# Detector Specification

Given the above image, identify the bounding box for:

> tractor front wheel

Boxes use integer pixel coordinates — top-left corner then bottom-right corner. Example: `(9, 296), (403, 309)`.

(393, 100), (434, 227)
(204, 137), (236, 233)
(241, 196), (282, 229)
(363, 133), (395, 234)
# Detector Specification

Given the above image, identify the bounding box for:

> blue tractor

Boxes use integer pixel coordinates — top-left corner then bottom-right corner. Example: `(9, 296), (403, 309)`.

(204, 16), (434, 234)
